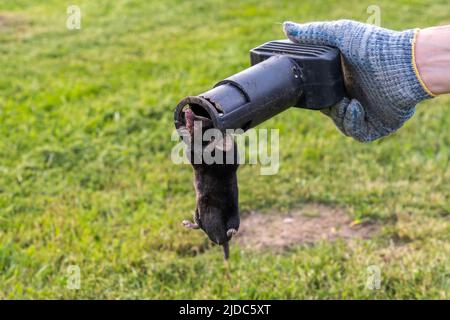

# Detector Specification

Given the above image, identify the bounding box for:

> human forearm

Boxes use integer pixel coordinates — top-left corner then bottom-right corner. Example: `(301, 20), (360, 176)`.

(415, 25), (450, 95)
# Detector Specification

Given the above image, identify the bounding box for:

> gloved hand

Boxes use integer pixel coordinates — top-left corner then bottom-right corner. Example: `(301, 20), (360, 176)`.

(283, 20), (435, 142)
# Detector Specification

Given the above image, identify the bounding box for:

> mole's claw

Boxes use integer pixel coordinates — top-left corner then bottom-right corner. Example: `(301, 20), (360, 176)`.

(182, 220), (199, 229)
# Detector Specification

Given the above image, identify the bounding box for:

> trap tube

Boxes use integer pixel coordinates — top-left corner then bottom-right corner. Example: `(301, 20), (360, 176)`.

(174, 55), (303, 132)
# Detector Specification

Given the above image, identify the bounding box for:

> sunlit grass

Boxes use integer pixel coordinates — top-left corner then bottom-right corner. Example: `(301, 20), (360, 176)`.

(0, 0), (448, 299)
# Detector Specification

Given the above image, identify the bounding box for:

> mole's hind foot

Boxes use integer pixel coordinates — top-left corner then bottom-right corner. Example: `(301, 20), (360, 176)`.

(182, 220), (199, 229)
(226, 228), (238, 237)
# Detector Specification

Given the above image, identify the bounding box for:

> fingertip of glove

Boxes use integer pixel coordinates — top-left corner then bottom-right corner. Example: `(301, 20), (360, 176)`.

(329, 97), (350, 121)
(283, 21), (297, 39)
(346, 99), (364, 119)
(342, 99), (368, 141)
(283, 21), (292, 37)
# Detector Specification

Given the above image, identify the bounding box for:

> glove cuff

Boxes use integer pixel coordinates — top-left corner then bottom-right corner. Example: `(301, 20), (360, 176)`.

(367, 27), (435, 113)
(411, 28), (437, 98)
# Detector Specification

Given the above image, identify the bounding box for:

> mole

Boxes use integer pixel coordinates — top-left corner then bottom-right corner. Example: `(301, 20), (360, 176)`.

(180, 108), (240, 259)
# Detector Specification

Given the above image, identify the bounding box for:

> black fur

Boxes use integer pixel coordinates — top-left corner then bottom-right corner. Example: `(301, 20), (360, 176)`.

(191, 145), (240, 246)
(182, 108), (240, 259)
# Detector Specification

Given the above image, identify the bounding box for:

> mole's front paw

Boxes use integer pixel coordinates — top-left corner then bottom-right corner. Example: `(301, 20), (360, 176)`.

(182, 220), (199, 229)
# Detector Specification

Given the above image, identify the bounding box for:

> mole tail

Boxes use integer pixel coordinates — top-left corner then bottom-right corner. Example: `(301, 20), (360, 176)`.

(222, 242), (230, 260)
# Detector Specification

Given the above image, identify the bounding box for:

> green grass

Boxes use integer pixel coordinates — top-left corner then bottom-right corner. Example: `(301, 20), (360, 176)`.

(0, 0), (449, 299)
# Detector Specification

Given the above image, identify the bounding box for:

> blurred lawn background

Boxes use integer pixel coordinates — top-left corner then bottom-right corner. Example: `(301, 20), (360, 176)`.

(0, 0), (448, 298)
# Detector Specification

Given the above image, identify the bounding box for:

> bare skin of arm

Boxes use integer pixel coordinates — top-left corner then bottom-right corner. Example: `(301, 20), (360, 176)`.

(415, 25), (450, 95)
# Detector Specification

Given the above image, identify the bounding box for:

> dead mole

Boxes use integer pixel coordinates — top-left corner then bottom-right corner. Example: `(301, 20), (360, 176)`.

(180, 108), (239, 259)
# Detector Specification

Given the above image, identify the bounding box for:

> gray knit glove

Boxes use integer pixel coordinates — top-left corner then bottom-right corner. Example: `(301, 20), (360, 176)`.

(283, 20), (435, 142)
